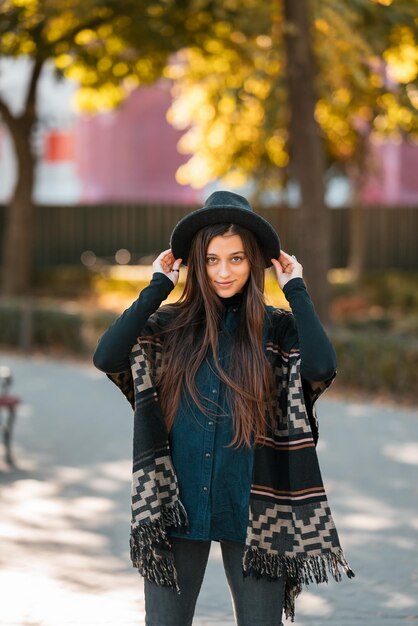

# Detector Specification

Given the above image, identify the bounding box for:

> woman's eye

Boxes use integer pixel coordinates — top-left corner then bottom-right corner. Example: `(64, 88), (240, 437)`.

(206, 256), (244, 264)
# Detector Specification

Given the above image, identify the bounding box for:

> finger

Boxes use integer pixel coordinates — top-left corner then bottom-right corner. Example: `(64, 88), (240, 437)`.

(279, 251), (293, 263)
(161, 251), (174, 263)
(280, 250), (300, 264)
(158, 248), (172, 258)
(271, 258), (283, 273)
(277, 252), (291, 266)
(172, 258), (182, 270)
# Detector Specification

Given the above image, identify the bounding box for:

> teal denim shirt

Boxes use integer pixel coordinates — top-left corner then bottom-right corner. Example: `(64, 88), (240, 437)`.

(168, 295), (255, 543)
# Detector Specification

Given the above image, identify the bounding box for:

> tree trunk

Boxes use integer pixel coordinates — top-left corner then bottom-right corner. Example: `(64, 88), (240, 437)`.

(347, 155), (368, 282)
(283, 0), (331, 324)
(347, 194), (366, 282)
(1, 116), (36, 295)
(0, 59), (42, 296)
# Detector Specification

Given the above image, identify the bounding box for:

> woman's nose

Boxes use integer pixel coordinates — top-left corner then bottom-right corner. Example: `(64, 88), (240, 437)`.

(218, 262), (231, 277)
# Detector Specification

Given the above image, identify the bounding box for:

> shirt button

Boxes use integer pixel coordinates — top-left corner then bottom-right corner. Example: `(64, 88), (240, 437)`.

(212, 389), (217, 394)
(203, 486), (208, 491)
(208, 421), (213, 426)
(205, 452), (211, 457)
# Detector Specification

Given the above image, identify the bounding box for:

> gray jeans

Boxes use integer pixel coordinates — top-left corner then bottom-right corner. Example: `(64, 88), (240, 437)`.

(144, 537), (286, 626)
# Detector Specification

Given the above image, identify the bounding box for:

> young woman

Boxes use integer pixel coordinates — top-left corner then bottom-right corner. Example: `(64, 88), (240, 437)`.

(93, 191), (354, 626)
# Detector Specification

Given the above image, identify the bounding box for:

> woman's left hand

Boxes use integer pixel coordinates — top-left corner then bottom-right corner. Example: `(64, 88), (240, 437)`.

(271, 251), (303, 290)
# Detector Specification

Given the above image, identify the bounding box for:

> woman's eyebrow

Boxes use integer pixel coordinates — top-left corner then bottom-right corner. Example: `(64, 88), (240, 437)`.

(206, 251), (246, 256)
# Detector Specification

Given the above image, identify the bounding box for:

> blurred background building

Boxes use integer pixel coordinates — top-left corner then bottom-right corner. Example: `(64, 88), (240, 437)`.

(2, 60), (417, 208)
(0, 60), (200, 206)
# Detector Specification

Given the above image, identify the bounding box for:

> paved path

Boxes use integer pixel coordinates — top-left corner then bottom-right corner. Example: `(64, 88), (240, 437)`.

(0, 351), (417, 626)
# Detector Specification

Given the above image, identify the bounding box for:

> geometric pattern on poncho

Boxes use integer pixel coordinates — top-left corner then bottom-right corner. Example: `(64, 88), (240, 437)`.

(246, 500), (340, 554)
(132, 455), (181, 525)
(131, 350), (153, 393)
(267, 343), (318, 438)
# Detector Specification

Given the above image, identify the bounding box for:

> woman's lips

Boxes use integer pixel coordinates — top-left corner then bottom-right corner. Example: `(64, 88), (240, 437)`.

(216, 281), (234, 288)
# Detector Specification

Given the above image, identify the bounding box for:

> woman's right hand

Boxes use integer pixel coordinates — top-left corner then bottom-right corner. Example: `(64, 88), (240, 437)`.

(152, 249), (183, 286)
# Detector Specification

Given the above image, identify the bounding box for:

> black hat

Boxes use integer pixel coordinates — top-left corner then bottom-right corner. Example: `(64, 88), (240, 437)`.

(169, 190), (280, 268)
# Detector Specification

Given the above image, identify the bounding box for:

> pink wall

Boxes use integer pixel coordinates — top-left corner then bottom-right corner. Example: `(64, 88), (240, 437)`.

(74, 83), (201, 205)
(361, 139), (418, 205)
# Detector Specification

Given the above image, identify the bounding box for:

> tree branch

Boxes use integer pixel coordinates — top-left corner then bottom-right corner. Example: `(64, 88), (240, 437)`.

(24, 58), (44, 118)
(48, 14), (114, 50)
(0, 95), (15, 128)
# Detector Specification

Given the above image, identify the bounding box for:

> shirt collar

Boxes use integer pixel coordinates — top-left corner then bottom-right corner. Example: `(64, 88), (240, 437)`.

(218, 290), (244, 310)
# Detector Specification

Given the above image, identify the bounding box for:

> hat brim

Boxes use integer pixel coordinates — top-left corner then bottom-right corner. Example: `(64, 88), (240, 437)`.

(169, 206), (280, 268)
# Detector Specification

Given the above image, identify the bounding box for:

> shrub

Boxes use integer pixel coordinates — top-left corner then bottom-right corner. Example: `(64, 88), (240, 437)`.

(33, 307), (85, 352)
(33, 266), (94, 297)
(0, 299), (86, 354)
(0, 301), (21, 345)
(330, 327), (418, 401)
(360, 270), (418, 313)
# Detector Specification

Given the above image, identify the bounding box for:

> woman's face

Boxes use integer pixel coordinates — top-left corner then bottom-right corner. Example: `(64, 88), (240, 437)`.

(205, 233), (250, 297)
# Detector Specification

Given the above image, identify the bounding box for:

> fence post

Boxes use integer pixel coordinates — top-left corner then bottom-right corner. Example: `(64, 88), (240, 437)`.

(19, 296), (33, 354)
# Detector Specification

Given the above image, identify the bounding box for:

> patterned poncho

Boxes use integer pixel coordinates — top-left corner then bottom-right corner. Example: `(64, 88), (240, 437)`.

(106, 304), (354, 622)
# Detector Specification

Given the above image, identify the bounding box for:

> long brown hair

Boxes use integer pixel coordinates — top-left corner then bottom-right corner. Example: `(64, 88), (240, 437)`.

(155, 223), (275, 449)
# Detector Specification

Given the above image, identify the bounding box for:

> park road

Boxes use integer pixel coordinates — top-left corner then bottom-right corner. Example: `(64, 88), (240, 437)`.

(0, 351), (417, 626)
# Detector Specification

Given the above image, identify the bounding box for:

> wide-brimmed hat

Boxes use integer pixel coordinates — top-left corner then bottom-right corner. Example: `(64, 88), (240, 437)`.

(169, 190), (280, 268)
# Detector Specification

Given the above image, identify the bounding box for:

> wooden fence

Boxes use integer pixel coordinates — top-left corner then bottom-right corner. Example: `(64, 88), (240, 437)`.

(0, 203), (417, 270)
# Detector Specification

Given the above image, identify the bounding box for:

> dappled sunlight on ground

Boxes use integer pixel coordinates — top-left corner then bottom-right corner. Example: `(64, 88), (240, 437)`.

(307, 400), (418, 625)
(0, 569), (144, 626)
(1, 353), (418, 625)
(382, 591), (418, 610)
(335, 491), (402, 532)
(296, 592), (333, 618)
(0, 458), (145, 625)
(382, 442), (418, 466)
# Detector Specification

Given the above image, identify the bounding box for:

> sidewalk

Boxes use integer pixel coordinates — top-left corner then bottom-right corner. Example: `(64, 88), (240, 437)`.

(0, 351), (417, 625)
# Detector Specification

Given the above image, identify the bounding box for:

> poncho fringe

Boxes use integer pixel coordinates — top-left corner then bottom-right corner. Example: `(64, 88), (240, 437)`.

(242, 545), (355, 621)
(129, 501), (189, 593)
